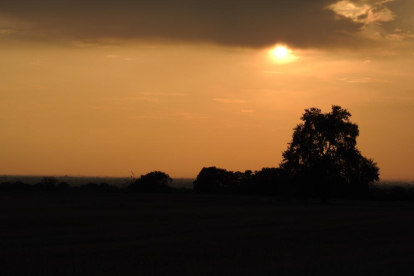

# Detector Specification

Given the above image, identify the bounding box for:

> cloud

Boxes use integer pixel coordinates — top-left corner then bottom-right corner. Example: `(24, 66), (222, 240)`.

(104, 55), (136, 61)
(386, 29), (414, 41)
(0, 0), (374, 49)
(329, 0), (396, 24)
(0, 29), (16, 35)
(214, 99), (248, 104)
(100, 96), (160, 104)
(262, 71), (283, 74)
(174, 111), (209, 120)
(28, 60), (44, 65)
(70, 39), (121, 49)
(339, 77), (389, 83)
(138, 92), (187, 96)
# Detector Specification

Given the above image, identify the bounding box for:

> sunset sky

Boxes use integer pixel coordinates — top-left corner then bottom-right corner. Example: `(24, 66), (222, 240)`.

(1, 0), (413, 179)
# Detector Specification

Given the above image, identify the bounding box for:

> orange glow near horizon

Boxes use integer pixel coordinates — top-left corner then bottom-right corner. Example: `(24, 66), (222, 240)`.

(0, 43), (413, 180)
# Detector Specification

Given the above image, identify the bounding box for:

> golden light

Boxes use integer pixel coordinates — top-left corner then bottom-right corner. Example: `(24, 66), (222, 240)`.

(268, 45), (298, 64)
(272, 46), (289, 59)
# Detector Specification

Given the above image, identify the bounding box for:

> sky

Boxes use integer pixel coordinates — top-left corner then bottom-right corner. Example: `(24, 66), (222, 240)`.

(1, 0), (413, 179)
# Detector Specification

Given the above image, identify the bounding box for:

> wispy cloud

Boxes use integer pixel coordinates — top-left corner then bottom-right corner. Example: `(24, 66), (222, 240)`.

(95, 96), (160, 109)
(120, 96), (159, 103)
(138, 92), (187, 96)
(0, 85), (21, 90)
(105, 55), (136, 61)
(386, 29), (414, 41)
(28, 60), (44, 65)
(174, 111), (209, 120)
(339, 77), (389, 83)
(70, 38), (122, 49)
(214, 99), (248, 104)
(262, 71), (283, 74)
(0, 29), (16, 35)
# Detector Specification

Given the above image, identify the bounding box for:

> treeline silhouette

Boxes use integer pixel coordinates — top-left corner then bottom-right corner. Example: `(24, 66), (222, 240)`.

(0, 176), (121, 193)
(2, 172), (414, 202)
(193, 167), (288, 197)
(6, 105), (413, 202)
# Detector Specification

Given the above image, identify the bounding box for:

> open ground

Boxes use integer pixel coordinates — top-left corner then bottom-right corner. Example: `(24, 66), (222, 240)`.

(1, 192), (414, 276)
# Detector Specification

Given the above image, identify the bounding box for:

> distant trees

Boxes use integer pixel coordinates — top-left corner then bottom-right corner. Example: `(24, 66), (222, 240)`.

(34, 176), (59, 191)
(79, 182), (119, 192)
(128, 171), (173, 193)
(281, 105), (379, 202)
(193, 167), (287, 196)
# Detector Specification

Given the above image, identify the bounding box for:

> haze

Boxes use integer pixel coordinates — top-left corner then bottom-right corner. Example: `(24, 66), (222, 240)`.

(1, 0), (413, 179)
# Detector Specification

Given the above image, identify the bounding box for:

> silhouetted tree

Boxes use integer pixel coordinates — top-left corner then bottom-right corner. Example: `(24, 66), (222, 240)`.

(58, 182), (70, 191)
(128, 171), (172, 193)
(34, 176), (58, 191)
(0, 182), (13, 191)
(281, 105), (379, 202)
(233, 170), (254, 194)
(80, 183), (100, 192)
(194, 167), (289, 196)
(250, 167), (288, 197)
(193, 167), (237, 194)
(8, 181), (31, 191)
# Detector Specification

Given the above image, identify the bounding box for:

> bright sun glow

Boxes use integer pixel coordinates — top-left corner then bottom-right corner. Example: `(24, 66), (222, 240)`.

(272, 46), (289, 59)
(268, 45), (299, 64)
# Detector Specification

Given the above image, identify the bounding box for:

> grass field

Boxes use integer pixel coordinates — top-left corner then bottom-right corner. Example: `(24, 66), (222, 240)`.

(1, 192), (414, 275)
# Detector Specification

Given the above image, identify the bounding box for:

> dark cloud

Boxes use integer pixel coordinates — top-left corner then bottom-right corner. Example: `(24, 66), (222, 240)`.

(377, 0), (414, 32)
(1, 0), (372, 48)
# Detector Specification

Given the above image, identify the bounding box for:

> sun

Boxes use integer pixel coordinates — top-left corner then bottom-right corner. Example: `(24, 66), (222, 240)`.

(268, 45), (299, 64)
(272, 46), (290, 59)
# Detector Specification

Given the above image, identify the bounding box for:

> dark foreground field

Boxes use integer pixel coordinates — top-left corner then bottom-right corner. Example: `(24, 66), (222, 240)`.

(1, 193), (414, 276)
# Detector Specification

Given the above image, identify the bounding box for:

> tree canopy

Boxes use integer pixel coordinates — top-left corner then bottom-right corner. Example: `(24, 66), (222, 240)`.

(128, 171), (173, 193)
(193, 167), (287, 196)
(281, 105), (379, 201)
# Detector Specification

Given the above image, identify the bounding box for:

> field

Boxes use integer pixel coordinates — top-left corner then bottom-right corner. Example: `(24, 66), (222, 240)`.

(1, 192), (414, 276)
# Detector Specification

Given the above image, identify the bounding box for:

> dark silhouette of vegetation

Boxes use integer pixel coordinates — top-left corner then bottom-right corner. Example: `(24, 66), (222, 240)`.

(34, 176), (58, 191)
(193, 106), (381, 202)
(0, 181), (31, 191)
(193, 167), (287, 196)
(58, 182), (71, 191)
(9, 106), (414, 204)
(281, 105), (380, 202)
(250, 168), (289, 199)
(78, 182), (120, 192)
(193, 167), (237, 194)
(127, 171), (173, 193)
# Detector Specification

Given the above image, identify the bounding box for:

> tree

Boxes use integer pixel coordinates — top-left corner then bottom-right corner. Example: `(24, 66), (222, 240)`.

(128, 171), (172, 193)
(281, 105), (379, 202)
(34, 176), (58, 191)
(250, 167), (288, 197)
(193, 167), (237, 194)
